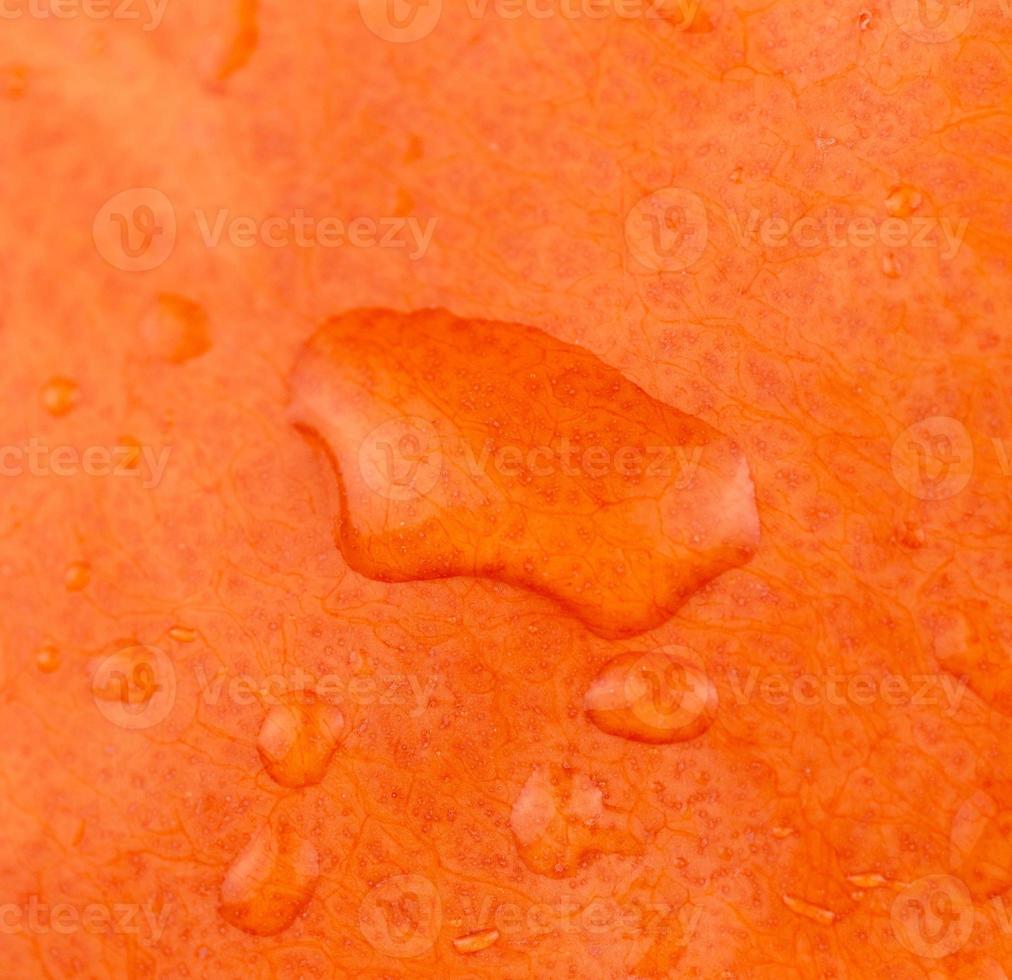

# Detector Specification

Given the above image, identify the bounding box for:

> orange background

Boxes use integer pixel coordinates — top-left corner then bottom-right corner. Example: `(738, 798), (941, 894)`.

(1, 0), (1011, 976)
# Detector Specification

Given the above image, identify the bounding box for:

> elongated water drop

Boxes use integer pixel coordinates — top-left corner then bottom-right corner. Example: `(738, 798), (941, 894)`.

(219, 821), (319, 936)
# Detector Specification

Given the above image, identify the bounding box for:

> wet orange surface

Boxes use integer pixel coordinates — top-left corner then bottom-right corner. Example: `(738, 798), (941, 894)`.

(1, 1), (1012, 977)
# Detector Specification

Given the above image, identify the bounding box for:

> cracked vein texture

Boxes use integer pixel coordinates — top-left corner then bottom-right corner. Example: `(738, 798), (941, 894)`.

(289, 307), (758, 638)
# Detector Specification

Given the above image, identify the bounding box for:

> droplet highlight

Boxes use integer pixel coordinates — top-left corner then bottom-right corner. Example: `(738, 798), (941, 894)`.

(884, 184), (922, 218)
(42, 377), (78, 417)
(584, 649), (718, 744)
(881, 253), (901, 279)
(64, 561), (91, 592)
(35, 643), (60, 673)
(219, 821), (319, 936)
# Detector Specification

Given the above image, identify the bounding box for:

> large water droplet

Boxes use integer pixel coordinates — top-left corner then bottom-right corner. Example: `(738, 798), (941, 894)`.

(219, 821), (319, 936)
(509, 766), (642, 878)
(256, 693), (344, 789)
(289, 308), (759, 638)
(584, 649), (718, 744)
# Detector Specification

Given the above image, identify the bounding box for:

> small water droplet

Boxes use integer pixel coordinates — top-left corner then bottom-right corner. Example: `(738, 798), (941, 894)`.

(36, 643), (60, 673)
(64, 561), (91, 592)
(847, 872), (888, 889)
(882, 253), (902, 279)
(168, 626), (196, 643)
(256, 694), (344, 789)
(897, 521), (925, 548)
(453, 928), (500, 954)
(216, 0), (259, 81)
(729, 167), (743, 183)
(42, 377), (78, 417)
(142, 294), (211, 364)
(117, 436), (143, 470)
(884, 184), (922, 218)
(858, 11), (872, 30)
(4, 64), (27, 98)
(783, 893), (836, 925)
(584, 649), (718, 744)
(219, 820), (319, 936)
